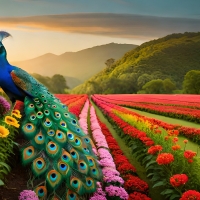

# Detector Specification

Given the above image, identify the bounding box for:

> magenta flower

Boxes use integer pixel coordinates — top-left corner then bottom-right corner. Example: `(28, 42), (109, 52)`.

(105, 186), (129, 200)
(0, 96), (10, 116)
(90, 182), (107, 200)
(79, 99), (89, 134)
(18, 190), (39, 200)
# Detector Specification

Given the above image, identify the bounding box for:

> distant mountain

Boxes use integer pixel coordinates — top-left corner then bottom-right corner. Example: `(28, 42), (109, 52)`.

(65, 76), (81, 89)
(11, 43), (137, 85)
(71, 32), (200, 94)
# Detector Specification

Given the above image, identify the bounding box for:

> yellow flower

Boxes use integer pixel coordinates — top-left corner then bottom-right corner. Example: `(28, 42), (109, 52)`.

(11, 109), (22, 119)
(5, 116), (20, 128)
(0, 125), (9, 138)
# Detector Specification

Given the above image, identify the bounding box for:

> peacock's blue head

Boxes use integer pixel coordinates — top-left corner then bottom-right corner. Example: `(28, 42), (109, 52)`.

(0, 31), (11, 59)
(0, 42), (6, 57)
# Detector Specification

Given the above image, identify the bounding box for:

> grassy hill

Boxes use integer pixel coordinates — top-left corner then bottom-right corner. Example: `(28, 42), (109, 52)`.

(71, 32), (200, 94)
(11, 43), (137, 87)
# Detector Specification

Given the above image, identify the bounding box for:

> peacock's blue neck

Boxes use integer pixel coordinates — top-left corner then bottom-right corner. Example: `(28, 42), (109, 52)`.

(0, 56), (9, 69)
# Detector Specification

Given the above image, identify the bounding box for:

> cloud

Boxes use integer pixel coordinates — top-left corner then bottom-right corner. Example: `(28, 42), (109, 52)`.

(0, 13), (200, 39)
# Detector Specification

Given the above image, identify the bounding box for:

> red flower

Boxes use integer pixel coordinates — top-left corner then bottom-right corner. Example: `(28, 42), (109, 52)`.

(165, 136), (169, 141)
(156, 153), (174, 165)
(148, 145), (163, 155)
(183, 139), (188, 144)
(155, 129), (162, 134)
(128, 192), (151, 200)
(188, 159), (194, 163)
(173, 137), (179, 143)
(117, 163), (136, 174)
(172, 144), (181, 151)
(184, 150), (197, 159)
(180, 190), (200, 200)
(124, 175), (149, 193)
(170, 174), (188, 187)
(173, 130), (179, 136)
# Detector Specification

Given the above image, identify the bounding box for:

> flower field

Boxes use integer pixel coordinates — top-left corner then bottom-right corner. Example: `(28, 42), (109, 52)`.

(1, 94), (200, 200)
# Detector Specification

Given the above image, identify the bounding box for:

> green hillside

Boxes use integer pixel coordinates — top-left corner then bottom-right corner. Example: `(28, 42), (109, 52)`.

(71, 32), (200, 94)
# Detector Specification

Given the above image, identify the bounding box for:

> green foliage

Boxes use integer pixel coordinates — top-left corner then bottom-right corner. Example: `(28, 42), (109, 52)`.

(32, 73), (69, 94)
(72, 32), (200, 94)
(183, 70), (200, 94)
(142, 79), (164, 94)
(163, 79), (176, 94)
(137, 73), (153, 90)
(0, 106), (20, 186)
(105, 58), (115, 67)
(140, 78), (176, 94)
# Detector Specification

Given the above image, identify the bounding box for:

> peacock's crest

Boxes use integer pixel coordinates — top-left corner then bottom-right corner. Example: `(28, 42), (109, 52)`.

(0, 31), (11, 42)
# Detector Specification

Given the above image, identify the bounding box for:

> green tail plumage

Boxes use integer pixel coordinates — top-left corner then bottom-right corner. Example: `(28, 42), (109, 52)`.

(20, 94), (102, 199)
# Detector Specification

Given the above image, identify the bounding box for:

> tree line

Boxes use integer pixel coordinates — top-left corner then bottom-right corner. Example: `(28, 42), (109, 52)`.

(32, 73), (69, 94)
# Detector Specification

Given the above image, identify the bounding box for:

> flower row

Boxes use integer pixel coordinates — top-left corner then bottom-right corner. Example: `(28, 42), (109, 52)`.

(96, 115), (151, 199)
(95, 95), (200, 123)
(89, 105), (129, 200)
(96, 94), (200, 109)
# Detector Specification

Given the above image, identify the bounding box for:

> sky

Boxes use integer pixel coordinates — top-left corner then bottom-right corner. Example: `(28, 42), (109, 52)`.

(0, 0), (200, 62)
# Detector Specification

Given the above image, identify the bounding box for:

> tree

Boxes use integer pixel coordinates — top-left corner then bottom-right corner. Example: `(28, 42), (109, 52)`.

(50, 74), (69, 94)
(137, 73), (153, 90)
(142, 79), (164, 94)
(183, 70), (200, 94)
(105, 58), (115, 67)
(163, 78), (176, 94)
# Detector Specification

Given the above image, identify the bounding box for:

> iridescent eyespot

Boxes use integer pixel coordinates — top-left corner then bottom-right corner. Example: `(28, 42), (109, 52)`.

(83, 148), (89, 153)
(67, 133), (74, 140)
(70, 151), (77, 159)
(47, 129), (55, 136)
(30, 115), (36, 120)
(86, 179), (92, 187)
(38, 135), (43, 139)
(56, 131), (64, 140)
(26, 124), (33, 130)
(84, 138), (90, 143)
(76, 128), (80, 133)
(44, 110), (49, 115)
(59, 163), (67, 171)
(60, 121), (66, 128)
(72, 119), (77, 125)
(55, 112), (61, 118)
(37, 111), (44, 118)
(38, 188), (44, 196)
(64, 113), (69, 117)
(44, 119), (52, 127)
(34, 98), (39, 102)
(79, 162), (86, 170)
(75, 138), (81, 145)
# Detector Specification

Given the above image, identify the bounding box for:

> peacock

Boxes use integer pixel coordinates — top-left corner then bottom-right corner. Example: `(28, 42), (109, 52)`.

(0, 31), (102, 199)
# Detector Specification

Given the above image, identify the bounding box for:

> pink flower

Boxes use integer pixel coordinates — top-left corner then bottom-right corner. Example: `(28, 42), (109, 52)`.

(105, 186), (129, 200)
(19, 190), (39, 200)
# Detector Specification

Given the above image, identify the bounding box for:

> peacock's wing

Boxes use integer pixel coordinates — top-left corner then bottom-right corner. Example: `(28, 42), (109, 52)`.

(13, 68), (102, 199)
(10, 67), (53, 99)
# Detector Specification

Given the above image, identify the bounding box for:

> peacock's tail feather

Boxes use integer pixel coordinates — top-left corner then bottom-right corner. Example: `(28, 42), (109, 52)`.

(20, 94), (102, 199)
